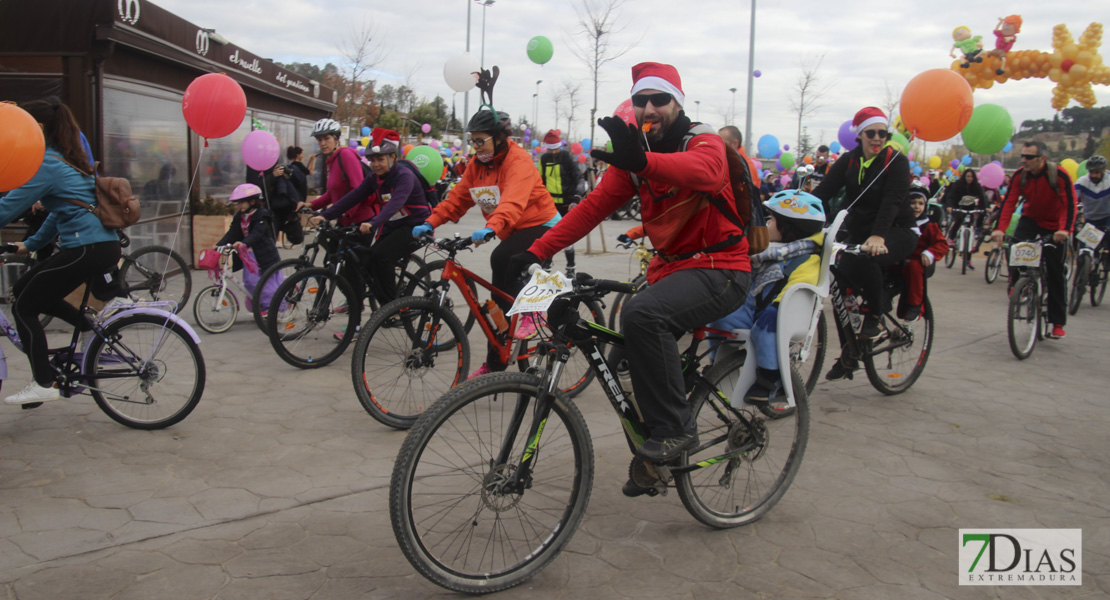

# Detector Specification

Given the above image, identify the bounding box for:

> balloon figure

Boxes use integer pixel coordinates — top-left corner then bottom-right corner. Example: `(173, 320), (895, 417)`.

(951, 26), (985, 68)
(990, 15), (1022, 76)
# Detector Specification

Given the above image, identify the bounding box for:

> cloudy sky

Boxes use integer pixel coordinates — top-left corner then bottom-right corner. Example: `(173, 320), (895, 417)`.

(155, 0), (1099, 152)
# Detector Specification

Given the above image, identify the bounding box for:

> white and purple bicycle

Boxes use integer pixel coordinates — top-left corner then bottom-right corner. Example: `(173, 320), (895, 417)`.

(0, 244), (205, 429)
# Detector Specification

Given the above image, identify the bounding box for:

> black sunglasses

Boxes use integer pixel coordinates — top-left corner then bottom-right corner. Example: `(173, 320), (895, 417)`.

(630, 92), (674, 108)
(1021, 153), (1042, 160)
(862, 129), (890, 140)
(469, 136), (492, 147)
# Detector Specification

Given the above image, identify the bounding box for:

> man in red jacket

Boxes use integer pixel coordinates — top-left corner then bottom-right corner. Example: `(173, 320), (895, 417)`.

(509, 62), (751, 472)
(990, 141), (1076, 338)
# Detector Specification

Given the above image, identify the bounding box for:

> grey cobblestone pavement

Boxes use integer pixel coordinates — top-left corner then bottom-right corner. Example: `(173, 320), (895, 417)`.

(1, 214), (1107, 599)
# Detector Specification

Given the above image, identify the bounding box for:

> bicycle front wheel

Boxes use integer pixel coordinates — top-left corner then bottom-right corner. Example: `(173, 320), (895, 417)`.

(1069, 254), (1090, 316)
(944, 243), (957, 268)
(1007, 276), (1038, 360)
(267, 268), (360, 368)
(85, 314), (205, 429)
(121, 245), (192, 313)
(863, 296), (934, 395)
(401, 259), (479, 338)
(351, 296), (470, 429)
(192, 284), (239, 334)
(675, 353), (809, 528)
(985, 247), (1001, 284)
(252, 257), (310, 332)
(390, 373), (594, 594)
(527, 298), (605, 399)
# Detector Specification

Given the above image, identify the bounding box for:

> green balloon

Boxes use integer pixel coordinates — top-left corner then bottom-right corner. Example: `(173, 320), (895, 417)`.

(1077, 160), (1088, 179)
(527, 36), (554, 65)
(606, 140), (613, 152)
(961, 104), (1013, 155)
(780, 151), (796, 170)
(405, 146), (444, 186)
(888, 132), (909, 153)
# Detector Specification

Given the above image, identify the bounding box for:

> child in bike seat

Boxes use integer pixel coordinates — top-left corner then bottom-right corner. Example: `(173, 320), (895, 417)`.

(899, 184), (948, 322)
(707, 191), (825, 404)
(218, 184), (282, 310)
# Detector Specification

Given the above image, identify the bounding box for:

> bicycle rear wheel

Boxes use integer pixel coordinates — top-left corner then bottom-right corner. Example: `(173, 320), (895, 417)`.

(1092, 262), (1108, 307)
(120, 245), (192, 313)
(252, 257), (310, 332)
(1007, 277), (1038, 360)
(192, 284), (239, 334)
(390, 373), (594, 594)
(267, 268), (360, 368)
(675, 353), (809, 528)
(1069, 254), (1090, 316)
(350, 296), (469, 429)
(863, 296), (934, 395)
(85, 313), (205, 429)
(984, 248), (1001, 284)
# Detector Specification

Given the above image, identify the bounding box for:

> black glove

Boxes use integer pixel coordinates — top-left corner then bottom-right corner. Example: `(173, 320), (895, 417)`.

(617, 234), (631, 244)
(589, 116), (647, 173)
(507, 250), (541, 285)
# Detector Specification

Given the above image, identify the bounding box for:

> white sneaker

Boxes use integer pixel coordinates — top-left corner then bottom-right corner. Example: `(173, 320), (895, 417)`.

(4, 382), (61, 405)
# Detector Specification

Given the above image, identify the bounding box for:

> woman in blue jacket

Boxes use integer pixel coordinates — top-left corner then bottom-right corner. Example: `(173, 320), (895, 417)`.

(0, 97), (122, 405)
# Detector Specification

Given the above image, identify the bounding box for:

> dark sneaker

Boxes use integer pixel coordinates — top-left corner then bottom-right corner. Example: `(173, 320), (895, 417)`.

(636, 431), (697, 463)
(1047, 324), (1066, 339)
(859, 316), (886, 341)
(903, 305), (922, 322)
(825, 358), (856, 381)
(622, 478), (658, 498)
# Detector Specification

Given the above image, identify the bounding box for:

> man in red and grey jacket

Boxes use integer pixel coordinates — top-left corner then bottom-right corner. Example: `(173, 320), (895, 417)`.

(991, 140), (1077, 339)
(508, 62), (751, 479)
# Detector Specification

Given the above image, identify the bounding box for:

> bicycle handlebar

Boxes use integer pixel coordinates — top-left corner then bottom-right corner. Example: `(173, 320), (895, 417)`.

(0, 243), (19, 254)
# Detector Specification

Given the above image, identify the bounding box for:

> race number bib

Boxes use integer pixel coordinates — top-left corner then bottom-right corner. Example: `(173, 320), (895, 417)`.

(470, 185), (501, 214)
(1009, 241), (1043, 267)
(1077, 223), (1105, 248)
(508, 269), (573, 316)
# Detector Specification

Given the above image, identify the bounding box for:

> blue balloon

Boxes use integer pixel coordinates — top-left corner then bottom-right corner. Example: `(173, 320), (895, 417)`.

(581, 138), (592, 151)
(829, 141), (841, 153)
(361, 126), (370, 136)
(1002, 141), (1013, 153)
(913, 166), (922, 175)
(531, 139), (540, 147)
(757, 134), (780, 159)
(443, 147), (453, 157)
(961, 154), (972, 165)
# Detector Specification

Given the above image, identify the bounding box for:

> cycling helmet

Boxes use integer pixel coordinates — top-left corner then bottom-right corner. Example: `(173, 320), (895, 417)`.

(764, 190), (826, 235)
(908, 182), (929, 199)
(466, 107), (512, 136)
(312, 118), (342, 139)
(1087, 155), (1107, 170)
(229, 183), (263, 204)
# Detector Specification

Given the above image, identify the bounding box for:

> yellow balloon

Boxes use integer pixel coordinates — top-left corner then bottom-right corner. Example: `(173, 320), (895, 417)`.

(1060, 158), (1079, 180)
(929, 155), (941, 169)
(361, 136), (370, 146)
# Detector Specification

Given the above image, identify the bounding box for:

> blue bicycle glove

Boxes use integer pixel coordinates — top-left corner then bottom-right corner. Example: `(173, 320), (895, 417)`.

(412, 222), (434, 238)
(472, 227), (495, 243)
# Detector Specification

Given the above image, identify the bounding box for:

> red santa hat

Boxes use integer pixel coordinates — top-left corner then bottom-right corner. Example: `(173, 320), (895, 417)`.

(630, 62), (685, 108)
(851, 107), (888, 135)
(542, 129), (562, 150)
(368, 128), (400, 155)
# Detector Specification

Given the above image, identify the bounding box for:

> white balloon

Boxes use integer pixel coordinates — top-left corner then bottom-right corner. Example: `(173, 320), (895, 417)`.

(443, 53), (480, 93)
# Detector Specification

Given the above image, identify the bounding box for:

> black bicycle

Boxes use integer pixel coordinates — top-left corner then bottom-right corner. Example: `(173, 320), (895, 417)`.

(1007, 234), (1060, 359)
(1069, 223), (1109, 314)
(390, 274), (808, 593)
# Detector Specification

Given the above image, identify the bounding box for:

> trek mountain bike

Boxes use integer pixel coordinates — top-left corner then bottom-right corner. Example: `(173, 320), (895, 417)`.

(389, 273), (808, 593)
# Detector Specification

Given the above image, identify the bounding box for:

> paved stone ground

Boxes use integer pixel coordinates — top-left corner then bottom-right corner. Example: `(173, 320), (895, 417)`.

(1, 213), (1107, 599)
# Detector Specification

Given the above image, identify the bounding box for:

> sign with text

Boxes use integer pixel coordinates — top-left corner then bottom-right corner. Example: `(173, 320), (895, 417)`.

(959, 529), (1081, 586)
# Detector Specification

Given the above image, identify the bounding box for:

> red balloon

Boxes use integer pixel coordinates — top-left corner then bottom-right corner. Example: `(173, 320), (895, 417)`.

(182, 73), (247, 139)
(570, 142), (583, 154)
(0, 103), (46, 192)
(577, 154), (588, 164)
(1061, 59), (1075, 73)
(613, 99), (636, 126)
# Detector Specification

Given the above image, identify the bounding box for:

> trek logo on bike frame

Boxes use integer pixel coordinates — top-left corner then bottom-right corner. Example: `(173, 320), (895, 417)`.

(959, 529), (1081, 586)
(589, 346), (630, 413)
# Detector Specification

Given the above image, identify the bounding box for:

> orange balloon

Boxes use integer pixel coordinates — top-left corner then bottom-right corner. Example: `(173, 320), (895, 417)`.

(402, 144), (414, 155)
(803, 155), (813, 164)
(900, 69), (974, 142)
(0, 103), (46, 192)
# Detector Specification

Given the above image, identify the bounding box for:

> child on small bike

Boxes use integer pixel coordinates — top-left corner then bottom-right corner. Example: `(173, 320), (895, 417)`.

(707, 191), (826, 403)
(217, 184), (282, 311)
(900, 184), (948, 322)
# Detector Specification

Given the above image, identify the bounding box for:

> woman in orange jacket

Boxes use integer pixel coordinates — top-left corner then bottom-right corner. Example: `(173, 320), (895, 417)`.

(412, 108), (560, 376)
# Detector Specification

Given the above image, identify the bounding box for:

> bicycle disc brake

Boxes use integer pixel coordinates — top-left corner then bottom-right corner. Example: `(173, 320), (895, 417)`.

(481, 463), (524, 512)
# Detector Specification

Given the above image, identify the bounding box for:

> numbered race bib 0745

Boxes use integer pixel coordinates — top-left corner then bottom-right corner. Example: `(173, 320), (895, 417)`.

(1009, 241), (1043, 267)
(508, 269), (573, 316)
(1076, 223), (1105, 248)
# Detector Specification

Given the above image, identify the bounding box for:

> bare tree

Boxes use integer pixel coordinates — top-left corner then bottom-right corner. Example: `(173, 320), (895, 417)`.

(560, 82), (583, 142)
(787, 54), (831, 152)
(880, 79), (900, 122)
(330, 20), (387, 127)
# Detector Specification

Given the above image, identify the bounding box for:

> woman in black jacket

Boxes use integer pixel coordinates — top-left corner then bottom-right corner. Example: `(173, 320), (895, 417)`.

(811, 107), (918, 381)
(942, 167), (987, 242)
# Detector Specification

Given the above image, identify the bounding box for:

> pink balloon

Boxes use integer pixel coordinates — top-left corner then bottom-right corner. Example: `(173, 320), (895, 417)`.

(430, 140), (440, 149)
(779, 175), (791, 186)
(613, 99), (636, 126)
(978, 163), (1005, 189)
(241, 130), (280, 171)
(421, 123), (431, 134)
(919, 176), (931, 188)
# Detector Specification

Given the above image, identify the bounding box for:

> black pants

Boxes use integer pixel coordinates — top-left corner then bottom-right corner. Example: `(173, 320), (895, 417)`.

(13, 241), (121, 385)
(364, 225), (419, 305)
(1009, 216), (1068, 326)
(834, 227), (919, 357)
(614, 268), (750, 438)
(487, 225), (551, 370)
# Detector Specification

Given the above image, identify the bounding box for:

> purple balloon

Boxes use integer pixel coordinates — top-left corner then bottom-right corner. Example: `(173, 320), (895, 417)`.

(837, 120), (859, 152)
(753, 70), (762, 78)
(950, 159), (960, 169)
(775, 149), (783, 159)
(783, 144), (790, 151)
(525, 128), (532, 135)
(357, 146), (365, 156)
(421, 123), (431, 134)
(349, 139), (359, 148)
(241, 129), (281, 171)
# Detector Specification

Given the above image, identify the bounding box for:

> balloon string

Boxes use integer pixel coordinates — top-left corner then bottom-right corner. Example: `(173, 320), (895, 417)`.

(157, 142), (207, 308)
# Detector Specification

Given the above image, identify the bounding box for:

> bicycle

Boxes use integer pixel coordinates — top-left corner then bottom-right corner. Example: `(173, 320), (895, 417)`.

(250, 208), (321, 331)
(945, 197), (984, 275)
(1069, 223), (1108, 314)
(349, 234), (604, 429)
(191, 245), (272, 334)
(0, 245), (205, 428)
(265, 222), (427, 369)
(389, 272), (809, 593)
(118, 236), (192, 313)
(984, 240), (1007, 285)
(1006, 234), (1059, 359)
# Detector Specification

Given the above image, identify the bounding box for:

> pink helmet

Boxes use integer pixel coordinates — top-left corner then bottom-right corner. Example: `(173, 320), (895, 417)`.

(229, 183), (263, 203)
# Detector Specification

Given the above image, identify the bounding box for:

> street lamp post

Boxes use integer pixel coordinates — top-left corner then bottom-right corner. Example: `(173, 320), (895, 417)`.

(478, 0), (495, 69)
(744, 0), (757, 155)
(463, 1), (472, 149)
(534, 79), (543, 132)
(694, 100), (700, 121)
(729, 88), (737, 126)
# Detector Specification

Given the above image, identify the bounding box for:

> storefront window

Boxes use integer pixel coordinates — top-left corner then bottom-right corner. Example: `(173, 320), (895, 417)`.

(101, 81), (191, 257)
(197, 115), (250, 204)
